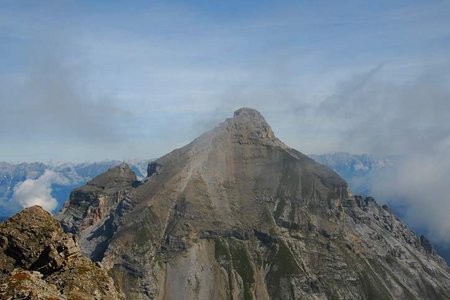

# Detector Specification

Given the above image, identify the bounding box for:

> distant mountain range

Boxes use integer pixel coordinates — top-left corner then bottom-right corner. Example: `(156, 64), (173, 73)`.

(310, 152), (400, 196)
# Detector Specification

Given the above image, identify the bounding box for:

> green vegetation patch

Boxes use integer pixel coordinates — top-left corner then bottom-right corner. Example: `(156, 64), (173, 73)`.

(229, 239), (255, 300)
(265, 240), (301, 298)
(214, 238), (233, 300)
(214, 238), (255, 300)
(214, 238), (231, 262)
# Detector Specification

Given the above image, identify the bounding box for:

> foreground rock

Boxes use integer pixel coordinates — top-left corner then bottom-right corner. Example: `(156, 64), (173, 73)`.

(59, 108), (450, 299)
(0, 205), (123, 299)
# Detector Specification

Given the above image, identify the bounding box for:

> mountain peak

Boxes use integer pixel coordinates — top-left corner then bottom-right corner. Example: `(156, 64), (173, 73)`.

(225, 107), (284, 146)
(57, 108), (450, 299)
(233, 107), (265, 119)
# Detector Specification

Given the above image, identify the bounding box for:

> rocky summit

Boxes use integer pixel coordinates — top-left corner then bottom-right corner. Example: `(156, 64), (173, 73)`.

(0, 206), (123, 300)
(57, 107), (450, 299)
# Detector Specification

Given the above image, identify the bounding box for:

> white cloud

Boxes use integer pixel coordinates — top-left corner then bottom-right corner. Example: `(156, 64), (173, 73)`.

(11, 170), (67, 213)
(313, 65), (450, 245)
(370, 151), (450, 244)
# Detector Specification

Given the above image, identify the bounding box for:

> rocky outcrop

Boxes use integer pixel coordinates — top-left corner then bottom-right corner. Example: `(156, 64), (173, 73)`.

(58, 108), (450, 299)
(0, 205), (123, 299)
(58, 163), (137, 262)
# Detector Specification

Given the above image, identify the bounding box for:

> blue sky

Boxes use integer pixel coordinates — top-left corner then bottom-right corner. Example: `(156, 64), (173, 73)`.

(0, 0), (450, 162)
(2, 0), (450, 246)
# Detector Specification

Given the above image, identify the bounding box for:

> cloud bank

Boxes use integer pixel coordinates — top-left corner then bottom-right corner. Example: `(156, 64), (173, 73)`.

(11, 170), (67, 213)
(370, 153), (450, 243)
(311, 65), (450, 245)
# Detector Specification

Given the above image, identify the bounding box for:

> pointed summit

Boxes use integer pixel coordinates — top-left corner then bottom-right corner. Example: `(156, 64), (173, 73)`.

(226, 107), (281, 146)
(233, 107), (266, 119)
(194, 107), (285, 148)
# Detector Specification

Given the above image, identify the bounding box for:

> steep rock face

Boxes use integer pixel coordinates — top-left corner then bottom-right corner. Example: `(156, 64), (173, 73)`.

(0, 205), (123, 299)
(58, 163), (137, 261)
(58, 108), (450, 299)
